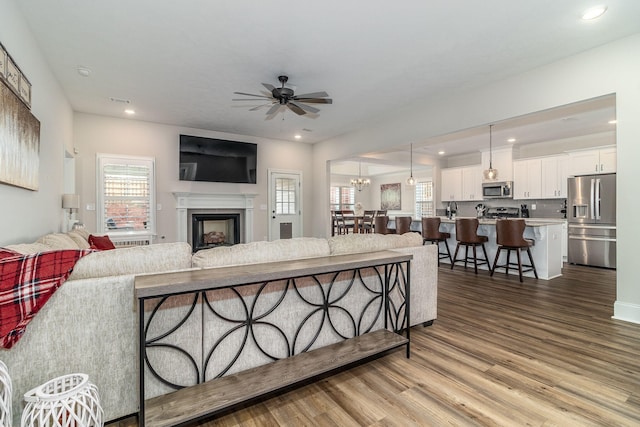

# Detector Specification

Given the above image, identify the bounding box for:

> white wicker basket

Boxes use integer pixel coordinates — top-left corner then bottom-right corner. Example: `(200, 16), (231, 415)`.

(21, 374), (103, 427)
(0, 361), (11, 427)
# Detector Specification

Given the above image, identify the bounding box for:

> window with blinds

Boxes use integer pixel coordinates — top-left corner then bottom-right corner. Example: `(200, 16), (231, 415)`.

(97, 154), (155, 238)
(415, 181), (434, 218)
(330, 186), (355, 211)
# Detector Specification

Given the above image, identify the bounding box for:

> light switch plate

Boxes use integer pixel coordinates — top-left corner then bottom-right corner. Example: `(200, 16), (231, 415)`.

(86, 203), (95, 211)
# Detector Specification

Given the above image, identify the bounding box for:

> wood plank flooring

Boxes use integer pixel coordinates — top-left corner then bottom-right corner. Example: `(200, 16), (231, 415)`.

(110, 263), (640, 426)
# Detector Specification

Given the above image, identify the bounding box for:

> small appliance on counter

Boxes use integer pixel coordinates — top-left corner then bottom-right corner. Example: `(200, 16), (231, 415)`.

(484, 207), (520, 219)
(520, 204), (530, 218)
(475, 203), (486, 218)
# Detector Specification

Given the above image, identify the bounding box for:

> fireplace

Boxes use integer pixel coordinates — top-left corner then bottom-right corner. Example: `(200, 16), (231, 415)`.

(192, 213), (241, 252)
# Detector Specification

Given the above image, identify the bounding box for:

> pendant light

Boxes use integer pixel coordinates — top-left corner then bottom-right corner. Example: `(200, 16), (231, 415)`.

(483, 124), (498, 181)
(406, 143), (416, 186)
(350, 161), (370, 192)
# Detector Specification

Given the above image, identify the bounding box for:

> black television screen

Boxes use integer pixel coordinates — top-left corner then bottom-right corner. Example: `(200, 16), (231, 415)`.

(179, 135), (257, 184)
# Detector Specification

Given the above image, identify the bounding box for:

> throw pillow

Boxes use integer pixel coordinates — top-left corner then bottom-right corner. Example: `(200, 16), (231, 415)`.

(88, 234), (116, 250)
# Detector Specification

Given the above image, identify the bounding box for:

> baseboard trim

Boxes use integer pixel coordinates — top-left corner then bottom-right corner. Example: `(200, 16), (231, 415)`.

(612, 301), (640, 325)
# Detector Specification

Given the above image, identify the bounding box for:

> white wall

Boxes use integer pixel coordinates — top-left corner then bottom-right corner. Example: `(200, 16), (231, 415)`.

(0, 0), (74, 245)
(73, 113), (313, 242)
(312, 34), (640, 324)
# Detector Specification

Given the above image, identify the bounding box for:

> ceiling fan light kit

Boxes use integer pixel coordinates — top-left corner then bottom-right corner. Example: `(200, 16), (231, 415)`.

(233, 75), (332, 119)
(483, 124), (499, 181)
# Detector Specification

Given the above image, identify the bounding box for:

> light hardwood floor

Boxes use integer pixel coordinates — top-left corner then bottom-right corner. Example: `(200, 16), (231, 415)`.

(111, 263), (640, 426)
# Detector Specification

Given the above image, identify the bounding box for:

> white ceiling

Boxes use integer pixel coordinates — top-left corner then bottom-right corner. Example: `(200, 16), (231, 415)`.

(16, 1), (638, 152)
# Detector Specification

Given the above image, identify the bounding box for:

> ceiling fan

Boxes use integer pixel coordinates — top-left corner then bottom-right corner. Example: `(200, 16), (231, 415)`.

(233, 75), (332, 119)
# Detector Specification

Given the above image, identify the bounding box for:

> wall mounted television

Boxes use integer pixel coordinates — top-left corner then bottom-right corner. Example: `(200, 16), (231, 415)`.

(179, 135), (257, 184)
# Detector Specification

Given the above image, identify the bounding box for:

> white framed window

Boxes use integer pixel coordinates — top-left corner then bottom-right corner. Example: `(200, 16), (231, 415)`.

(330, 186), (355, 211)
(97, 154), (156, 242)
(415, 181), (434, 218)
(275, 177), (297, 215)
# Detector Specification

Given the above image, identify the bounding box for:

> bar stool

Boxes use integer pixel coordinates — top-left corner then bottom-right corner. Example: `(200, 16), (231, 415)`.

(374, 216), (390, 234)
(451, 218), (491, 274)
(491, 219), (538, 282)
(395, 216), (413, 235)
(421, 217), (452, 265)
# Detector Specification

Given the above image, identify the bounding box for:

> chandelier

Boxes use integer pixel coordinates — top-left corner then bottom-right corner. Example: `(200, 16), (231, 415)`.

(483, 124), (498, 180)
(351, 162), (370, 192)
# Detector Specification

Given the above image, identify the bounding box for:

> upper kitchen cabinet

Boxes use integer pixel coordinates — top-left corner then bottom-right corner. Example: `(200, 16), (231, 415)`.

(541, 154), (568, 198)
(513, 158), (542, 199)
(441, 165), (483, 201)
(441, 168), (462, 201)
(481, 147), (513, 182)
(568, 146), (616, 176)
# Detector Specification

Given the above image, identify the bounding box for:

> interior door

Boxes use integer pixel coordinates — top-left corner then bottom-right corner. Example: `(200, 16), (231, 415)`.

(269, 170), (302, 240)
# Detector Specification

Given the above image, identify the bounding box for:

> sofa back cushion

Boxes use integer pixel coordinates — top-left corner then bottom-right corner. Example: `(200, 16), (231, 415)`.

(68, 242), (193, 280)
(192, 237), (331, 268)
(328, 232), (423, 256)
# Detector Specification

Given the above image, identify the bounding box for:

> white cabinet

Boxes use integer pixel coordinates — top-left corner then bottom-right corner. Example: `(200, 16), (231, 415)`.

(481, 148), (513, 182)
(441, 165), (483, 201)
(541, 155), (568, 198)
(513, 158), (542, 199)
(441, 168), (462, 201)
(462, 165), (483, 201)
(568, 147), (616, 176)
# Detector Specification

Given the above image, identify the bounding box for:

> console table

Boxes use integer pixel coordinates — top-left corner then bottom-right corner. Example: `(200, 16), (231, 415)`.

(135, 250), (412, 427)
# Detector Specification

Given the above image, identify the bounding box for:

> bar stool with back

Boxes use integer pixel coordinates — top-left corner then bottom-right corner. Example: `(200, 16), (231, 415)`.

(421, 217), (452, 265)
(491, 219), (538, 282)
(451, 218), (492, 274)
(374, 215), (390, 234)
(395, 216), (413, 235)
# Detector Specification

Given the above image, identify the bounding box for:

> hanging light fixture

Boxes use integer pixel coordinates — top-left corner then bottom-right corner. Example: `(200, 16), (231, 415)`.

(350, 161), (370, 192)
(406, 143), (416, 186)
(483, 124), (498, 181)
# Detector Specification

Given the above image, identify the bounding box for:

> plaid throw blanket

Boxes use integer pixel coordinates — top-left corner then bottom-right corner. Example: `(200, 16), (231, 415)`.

(0, 249), (93, 349)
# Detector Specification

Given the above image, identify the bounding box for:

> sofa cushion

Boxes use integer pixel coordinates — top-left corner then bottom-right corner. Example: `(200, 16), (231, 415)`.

(36, 233), (80, 250)
(67, 242), (193, 280)
(89, 234), (116, 250)
(192, 237), (331, 268)
(66, 230), (91, 249)
(327, 232), (423, 256)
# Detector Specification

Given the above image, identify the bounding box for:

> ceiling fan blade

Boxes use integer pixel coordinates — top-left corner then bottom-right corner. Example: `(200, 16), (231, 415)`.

(287, 103), (307, 116)
(249, 103), (274, 111)
(295, 98), (333, 104)
(294, 91), (329, 99)
(232, 98), (270, 101)
(262, 83), (276, 92)
(289, 101), (320, 114)
(233, 91), (272, 99)
(265, 104), (282, 116)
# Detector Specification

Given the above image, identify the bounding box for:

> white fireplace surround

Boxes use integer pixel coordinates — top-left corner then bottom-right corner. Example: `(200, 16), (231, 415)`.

(173, 193), (257, 245)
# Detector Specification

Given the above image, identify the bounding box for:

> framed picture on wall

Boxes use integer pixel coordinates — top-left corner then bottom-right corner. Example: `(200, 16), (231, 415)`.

(6, 57), (20, 93)
(19, 74), (31, 108)
(380, 183), (401, 210)
(0, 44), (7, 79)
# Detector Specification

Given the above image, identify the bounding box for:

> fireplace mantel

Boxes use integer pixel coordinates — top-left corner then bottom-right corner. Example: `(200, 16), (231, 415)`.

(173, 193), (257, 244)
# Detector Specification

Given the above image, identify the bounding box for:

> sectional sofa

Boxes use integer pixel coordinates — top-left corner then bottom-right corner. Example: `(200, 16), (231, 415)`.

(1, 231), (437, 423)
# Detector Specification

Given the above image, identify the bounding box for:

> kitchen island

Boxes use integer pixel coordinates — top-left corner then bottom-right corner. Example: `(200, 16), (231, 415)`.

(391, 217), (564, 280)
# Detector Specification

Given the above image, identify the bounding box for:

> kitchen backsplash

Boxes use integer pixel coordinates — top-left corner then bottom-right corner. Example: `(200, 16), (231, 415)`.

(440, 199), (567, 219)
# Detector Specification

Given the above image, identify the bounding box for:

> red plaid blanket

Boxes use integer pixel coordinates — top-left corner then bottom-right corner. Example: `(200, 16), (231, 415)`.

(0, 249), (93, 349)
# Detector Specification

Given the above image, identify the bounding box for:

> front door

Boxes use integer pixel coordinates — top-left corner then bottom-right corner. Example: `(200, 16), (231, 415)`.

(268, 169), (302, 240)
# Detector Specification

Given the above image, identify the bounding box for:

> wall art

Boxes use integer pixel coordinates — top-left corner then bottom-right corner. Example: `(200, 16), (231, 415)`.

(380, 183), (401, 210)
(0, 79), (40, 190)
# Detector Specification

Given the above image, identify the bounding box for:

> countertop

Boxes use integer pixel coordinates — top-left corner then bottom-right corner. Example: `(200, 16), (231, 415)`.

(438, 217), (565, 227)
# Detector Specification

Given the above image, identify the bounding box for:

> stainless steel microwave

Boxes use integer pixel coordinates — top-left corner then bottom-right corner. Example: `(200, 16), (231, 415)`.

(482, 181), (513, 199)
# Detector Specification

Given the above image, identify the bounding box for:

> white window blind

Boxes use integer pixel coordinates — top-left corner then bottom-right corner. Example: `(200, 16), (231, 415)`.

(415, 181), (434, 218)
(97, 154), (156, 239)
(330, 186), (355, 211)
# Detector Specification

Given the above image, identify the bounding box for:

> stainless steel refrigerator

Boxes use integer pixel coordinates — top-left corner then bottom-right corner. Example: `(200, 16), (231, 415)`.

(568, 173), (616, 268)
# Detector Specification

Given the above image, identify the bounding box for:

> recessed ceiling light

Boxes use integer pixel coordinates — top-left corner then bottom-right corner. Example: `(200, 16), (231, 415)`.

(582, 6), (608, 20)
(294, 134), (301, 139)
(608, 119), (617, 124)
(508, 138), (516, 143)
(124, 109), (135, 115)
(76, 66), (91, 77)
(438, 150), (445, 155)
